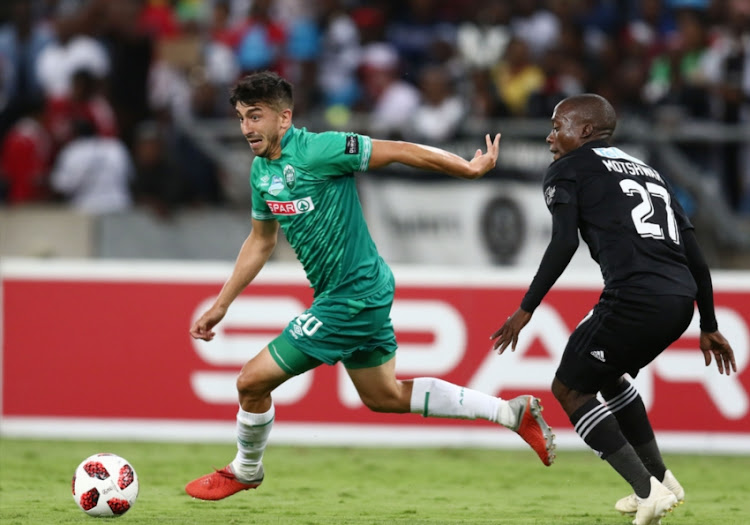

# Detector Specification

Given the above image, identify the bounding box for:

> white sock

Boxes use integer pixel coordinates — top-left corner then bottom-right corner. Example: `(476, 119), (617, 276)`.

(409, 377), (516, 427)
(230, 404), (274, 482)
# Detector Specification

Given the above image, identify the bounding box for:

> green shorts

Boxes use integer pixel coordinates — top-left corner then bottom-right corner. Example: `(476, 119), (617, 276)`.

(269, 282), (398, 376)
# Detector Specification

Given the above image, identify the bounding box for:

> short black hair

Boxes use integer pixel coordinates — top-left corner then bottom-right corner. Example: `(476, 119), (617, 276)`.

(229, 71), (294, 112)
(560, 93), (617, 138)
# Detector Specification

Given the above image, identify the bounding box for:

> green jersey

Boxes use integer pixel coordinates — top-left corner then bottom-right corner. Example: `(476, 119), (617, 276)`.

(251, 126), (392, 299)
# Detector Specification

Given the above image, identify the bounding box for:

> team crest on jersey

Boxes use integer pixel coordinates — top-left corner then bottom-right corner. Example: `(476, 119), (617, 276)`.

(284, 164), (296, 188)
(545, 185), (556, 206)
(268, 175), (285, 196)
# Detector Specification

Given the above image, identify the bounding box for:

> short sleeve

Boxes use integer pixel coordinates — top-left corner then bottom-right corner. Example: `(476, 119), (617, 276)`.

(250, 158), (274, 221)
(301, 131), (372, 176)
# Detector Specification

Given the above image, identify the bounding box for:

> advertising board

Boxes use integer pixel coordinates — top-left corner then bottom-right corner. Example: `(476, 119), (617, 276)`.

(2, 259), (748, 452)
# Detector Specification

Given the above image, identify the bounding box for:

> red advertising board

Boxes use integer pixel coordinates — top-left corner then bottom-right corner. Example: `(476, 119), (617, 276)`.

(2, 260), (749, 451)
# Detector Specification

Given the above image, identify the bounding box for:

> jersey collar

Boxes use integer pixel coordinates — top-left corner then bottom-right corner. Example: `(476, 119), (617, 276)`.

(280, 125), (296, 152)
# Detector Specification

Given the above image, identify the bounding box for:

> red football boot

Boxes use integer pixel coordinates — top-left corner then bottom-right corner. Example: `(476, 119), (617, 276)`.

(509, 395), (556, 466)
(185, 464), (264, 501)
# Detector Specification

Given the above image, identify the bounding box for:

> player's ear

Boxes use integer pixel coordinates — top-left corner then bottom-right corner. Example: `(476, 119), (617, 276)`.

(581, 123), (594, 139)
(279, 108), (293, 127)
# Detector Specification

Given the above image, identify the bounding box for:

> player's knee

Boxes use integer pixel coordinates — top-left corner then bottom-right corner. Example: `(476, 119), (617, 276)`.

(236, 369), (270, 402)
(551, 377), (571, 404)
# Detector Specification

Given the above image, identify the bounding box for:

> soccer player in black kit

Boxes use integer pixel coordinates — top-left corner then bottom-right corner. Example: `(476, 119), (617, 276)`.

(490, 94), (737, 525)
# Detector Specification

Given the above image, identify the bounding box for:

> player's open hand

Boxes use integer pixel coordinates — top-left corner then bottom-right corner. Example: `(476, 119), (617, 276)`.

(468, 133), (501, 178)
(490, 308), (532, 354)
(190, 304), (228, 341)
(700, 330), (737, 376)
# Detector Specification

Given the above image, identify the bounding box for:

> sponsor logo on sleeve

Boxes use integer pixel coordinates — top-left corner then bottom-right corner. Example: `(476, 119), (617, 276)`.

(345, 135), (359, 155)
(266, 197), (315, 215)
(544, 185), (556, 206)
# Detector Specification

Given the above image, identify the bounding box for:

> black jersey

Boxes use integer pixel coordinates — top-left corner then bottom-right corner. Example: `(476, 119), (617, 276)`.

(542, 140), (697, 298)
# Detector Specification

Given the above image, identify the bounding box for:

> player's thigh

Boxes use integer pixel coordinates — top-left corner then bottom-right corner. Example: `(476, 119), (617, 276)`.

(266, 331), (325, 376)
(556, 291), (693, 393)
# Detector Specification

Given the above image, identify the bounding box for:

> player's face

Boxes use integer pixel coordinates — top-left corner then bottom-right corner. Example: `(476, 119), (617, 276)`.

(235, 101), (290, 159)
(546, 103), (584, 161)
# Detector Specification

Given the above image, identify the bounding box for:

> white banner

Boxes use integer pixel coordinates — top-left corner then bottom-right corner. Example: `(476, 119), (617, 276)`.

(358, 179), (597, 269)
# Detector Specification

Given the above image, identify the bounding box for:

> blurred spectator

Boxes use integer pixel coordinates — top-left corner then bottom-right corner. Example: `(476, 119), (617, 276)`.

(0, 0), (54, 138)
(357, 42), (419, 139)
(700, 0), (750, 213)
(50, 118), (134, 214)
(209, 0), (244, 48)
(643, 8), (711, 118)
(131, 120), (186, 218)
(35, 15), (109, 101)
(570, 0), (623, 55)
(0, 0), (748, 224)
(138, 0), (180, 40)
(235, 0), (285, 75)
(611, 56), (652, 118)
(456, 1), (512, 70)
(148, 58), (193, 125)
(490, 37), (545, 116)
(556, 20), (605, 91)
(622, 0), (677, 61)
(45, 68), (117, 148)
(171, 126), (226, 207)
(351, 4), (387, 46)
(0, 96), (52, 204)
(386, 0), (458, 74)
(316, 0), (362, 109)
(283, 9), (321, 115)
(510, 0), (560, 59)
(100, 0), (154, 148)
(465, 68), (500, 118)
(205, 2), (241, 96)
(527, 45), (584, 118)
(406, 64), (463, 143)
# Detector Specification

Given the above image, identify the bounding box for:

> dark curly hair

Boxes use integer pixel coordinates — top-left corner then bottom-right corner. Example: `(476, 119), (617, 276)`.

(229, 71), (294, 112)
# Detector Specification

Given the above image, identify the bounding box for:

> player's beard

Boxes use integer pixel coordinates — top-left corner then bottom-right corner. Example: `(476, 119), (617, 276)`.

(253, 129), (282, 158)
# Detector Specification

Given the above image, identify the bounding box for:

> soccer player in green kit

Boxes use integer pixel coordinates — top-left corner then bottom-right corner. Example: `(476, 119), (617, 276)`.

(185, 71), (556, 501)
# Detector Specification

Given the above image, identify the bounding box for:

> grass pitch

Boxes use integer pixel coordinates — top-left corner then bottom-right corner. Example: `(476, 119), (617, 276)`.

(1, 438), (749, 524)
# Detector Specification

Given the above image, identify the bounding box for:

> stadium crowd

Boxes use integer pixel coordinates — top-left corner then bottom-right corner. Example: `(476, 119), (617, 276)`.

(0, 0), (748, 216)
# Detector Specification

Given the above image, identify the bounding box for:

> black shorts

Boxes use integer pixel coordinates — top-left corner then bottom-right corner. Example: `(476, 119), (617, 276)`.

(555, 289), (694, 394)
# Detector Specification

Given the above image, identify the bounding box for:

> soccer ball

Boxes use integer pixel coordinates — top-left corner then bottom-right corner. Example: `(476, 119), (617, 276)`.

(72, 453), (139, 517)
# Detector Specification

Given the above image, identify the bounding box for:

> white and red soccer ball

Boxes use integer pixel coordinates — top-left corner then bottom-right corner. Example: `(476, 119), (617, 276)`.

(72, 453), (139, 517)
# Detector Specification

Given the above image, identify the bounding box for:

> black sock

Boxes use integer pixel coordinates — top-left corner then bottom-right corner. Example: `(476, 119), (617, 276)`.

(570, 397), (651, 497)
(634, 440), (667, 481)
(606, 444), (653, 498)
(602, 379), (667, 480)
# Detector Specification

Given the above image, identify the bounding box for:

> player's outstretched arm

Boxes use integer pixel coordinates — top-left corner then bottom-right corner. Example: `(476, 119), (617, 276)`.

(368, 134), (501, 180)
(700, 330), (737, 376)
(190, 219), (280, 341)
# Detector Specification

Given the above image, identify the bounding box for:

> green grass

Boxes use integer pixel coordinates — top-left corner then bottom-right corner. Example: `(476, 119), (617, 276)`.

(1, 438), (749, 524)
